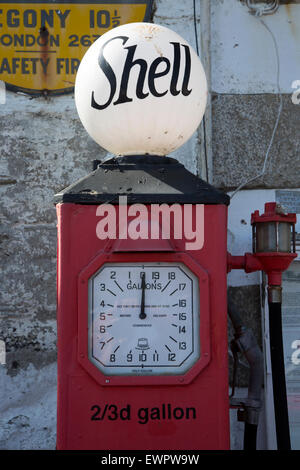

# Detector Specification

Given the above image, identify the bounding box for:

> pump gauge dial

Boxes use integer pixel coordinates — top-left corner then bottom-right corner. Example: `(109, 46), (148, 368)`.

(88, 262), (200, 376)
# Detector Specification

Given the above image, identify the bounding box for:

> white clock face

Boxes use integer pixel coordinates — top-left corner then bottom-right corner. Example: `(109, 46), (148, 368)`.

(88, 262), (200, 376)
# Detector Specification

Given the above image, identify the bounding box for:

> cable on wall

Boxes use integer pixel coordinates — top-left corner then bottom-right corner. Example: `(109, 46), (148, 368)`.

(193, 0), (209, 182)
(246, 0), (279, 16)
(230, 0), (283, 199)
(193, 0), (200, 55)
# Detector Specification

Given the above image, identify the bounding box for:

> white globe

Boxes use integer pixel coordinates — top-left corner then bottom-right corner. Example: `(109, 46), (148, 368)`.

(75, 22), (207, 156)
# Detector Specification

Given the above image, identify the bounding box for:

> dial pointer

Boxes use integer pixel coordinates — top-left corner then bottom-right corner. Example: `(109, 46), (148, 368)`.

(139, 272), (147, 320)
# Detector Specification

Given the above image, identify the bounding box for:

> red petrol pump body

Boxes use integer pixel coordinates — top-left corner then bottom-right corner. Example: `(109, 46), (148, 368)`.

(55, 156), (231, 450)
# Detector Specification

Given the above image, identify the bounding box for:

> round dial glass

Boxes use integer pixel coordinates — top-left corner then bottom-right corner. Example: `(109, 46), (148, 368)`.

(88, 262), (200, 376)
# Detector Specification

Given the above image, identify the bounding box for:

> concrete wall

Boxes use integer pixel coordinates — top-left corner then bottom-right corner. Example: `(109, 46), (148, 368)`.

(211, 0), (300, 190)
(0, 0), (299, 450)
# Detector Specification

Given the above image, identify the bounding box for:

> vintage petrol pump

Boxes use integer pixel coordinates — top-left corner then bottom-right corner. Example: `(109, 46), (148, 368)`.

(55, 155), (230, 450)
(55, 23), (297, 450)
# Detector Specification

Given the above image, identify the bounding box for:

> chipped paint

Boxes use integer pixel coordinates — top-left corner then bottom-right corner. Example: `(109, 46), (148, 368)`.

(211, 0), (300, 93)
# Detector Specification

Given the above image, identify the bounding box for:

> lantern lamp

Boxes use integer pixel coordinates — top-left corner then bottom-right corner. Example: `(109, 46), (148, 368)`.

(250, 202), (297, 290)
(252, 202), (296, 255)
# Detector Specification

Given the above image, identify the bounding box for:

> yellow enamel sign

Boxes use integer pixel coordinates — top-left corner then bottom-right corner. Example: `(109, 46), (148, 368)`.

(0, 1), (153, 94)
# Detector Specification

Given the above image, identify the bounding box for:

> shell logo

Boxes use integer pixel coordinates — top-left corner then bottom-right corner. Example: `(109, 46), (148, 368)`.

(75, 23), (208, 156)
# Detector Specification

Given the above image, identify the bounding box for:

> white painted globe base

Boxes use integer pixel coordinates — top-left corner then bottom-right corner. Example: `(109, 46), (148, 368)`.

(75, 22), (207, 157)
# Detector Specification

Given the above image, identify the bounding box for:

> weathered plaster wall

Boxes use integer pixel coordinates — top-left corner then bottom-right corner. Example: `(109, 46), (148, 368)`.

(212, 94), (300, 190)
(211, 0), (300, 189)
(0, 94), (103, 375)
(211, 0), (300, 94)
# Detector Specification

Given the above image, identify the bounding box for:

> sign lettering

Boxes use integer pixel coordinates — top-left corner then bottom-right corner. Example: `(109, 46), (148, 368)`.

(0, 1), (153, 95)
(90, 402), (197, 424)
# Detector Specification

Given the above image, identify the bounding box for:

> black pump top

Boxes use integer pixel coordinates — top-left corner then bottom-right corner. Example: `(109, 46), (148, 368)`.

(54, 155), (230, 206)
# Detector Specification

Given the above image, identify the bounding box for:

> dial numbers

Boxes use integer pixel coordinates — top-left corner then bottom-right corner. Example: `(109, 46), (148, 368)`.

(88, 262), (200, 376)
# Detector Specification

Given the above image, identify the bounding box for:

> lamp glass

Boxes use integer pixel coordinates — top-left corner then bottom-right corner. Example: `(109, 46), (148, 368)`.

(278, 222), (292, 252)
(256, 222), (276, 252)
(255, 222), (292, 253)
